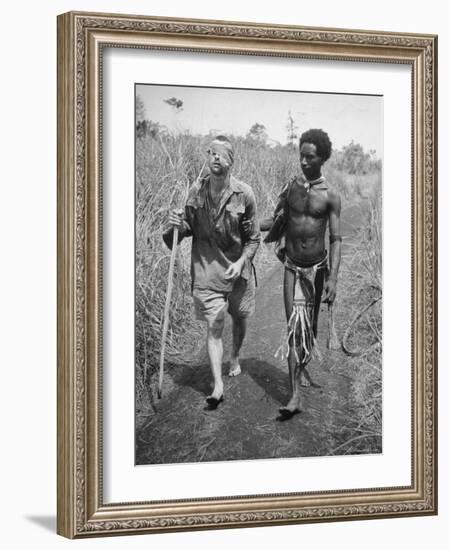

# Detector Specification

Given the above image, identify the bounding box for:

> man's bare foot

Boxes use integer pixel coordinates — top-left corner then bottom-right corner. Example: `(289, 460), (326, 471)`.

(299, 367), (321, 388)
(228, 358), (241, 377)
(278, 396), (301, 420)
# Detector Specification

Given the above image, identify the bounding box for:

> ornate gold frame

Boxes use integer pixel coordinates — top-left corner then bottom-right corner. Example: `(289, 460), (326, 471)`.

(57, 11), (438, 538)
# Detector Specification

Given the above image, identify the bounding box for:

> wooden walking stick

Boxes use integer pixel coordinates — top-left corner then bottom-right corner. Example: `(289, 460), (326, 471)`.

(327, 303), (340, 350)
(157, 222), (179, 399)
(157, 162), (207, 399)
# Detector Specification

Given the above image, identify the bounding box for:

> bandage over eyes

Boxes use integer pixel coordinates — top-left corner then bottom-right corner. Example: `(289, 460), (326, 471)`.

(208, 139), (234, 165)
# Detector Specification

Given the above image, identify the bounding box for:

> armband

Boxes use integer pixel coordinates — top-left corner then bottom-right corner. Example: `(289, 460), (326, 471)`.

(329, 234), (342, 244)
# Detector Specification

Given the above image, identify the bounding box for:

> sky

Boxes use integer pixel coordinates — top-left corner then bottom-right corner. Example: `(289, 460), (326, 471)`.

(137, 83), (383, 157)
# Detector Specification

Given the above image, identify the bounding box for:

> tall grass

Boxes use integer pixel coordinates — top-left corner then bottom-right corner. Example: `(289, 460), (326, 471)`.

(135, 132), (205, 411)
(332, 189), (382, 454)
(135, 128), (382, 418)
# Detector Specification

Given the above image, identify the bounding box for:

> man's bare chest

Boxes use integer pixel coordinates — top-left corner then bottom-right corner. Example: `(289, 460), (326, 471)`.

(288, 186), (329, 219)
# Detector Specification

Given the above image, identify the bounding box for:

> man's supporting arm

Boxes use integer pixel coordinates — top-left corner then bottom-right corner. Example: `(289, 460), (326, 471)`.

(244, 181), (290, 236)
(326, 190), (342, 302)
(261, 181), (290, 241)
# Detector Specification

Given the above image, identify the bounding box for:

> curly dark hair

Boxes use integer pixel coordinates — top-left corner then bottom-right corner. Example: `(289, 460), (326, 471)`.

(299, 129), (332, 162)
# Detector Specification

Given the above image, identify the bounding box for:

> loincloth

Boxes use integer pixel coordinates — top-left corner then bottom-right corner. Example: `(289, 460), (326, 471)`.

(275, 254), (328, 366)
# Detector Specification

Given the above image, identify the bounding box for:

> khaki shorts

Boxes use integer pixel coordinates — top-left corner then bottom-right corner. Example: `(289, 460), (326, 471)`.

(193, 276), (255, 327)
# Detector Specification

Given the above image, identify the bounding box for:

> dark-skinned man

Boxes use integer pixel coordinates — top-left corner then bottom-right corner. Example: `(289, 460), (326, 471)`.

(261, 129), (342, 420)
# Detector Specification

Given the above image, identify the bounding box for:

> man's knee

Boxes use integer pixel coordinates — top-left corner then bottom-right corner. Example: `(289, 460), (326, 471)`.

(207, 317), (225, 339)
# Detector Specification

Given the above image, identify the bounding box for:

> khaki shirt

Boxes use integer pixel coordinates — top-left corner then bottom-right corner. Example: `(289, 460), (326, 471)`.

(163, 175), (261, 292)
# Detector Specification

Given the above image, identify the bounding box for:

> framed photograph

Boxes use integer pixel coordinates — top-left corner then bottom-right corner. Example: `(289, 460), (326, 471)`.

(57, 11), (437, 538)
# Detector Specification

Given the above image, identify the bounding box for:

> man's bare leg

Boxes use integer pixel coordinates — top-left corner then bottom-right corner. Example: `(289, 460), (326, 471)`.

(206, 318), (225, 405)
(280, 267), (317, 418)
(229, 316), (246, 376)
(279, 269), (300, 418)
(282, 267), (321, 392)
(299, 365), (318, 387)
(278, 348), (302, 418)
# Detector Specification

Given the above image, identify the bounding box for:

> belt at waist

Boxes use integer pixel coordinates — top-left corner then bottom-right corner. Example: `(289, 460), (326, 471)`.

(285, 251), (328, 274)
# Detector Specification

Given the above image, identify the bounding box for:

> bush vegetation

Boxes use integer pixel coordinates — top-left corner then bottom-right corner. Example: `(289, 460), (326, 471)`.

(135, 104), (382, 452)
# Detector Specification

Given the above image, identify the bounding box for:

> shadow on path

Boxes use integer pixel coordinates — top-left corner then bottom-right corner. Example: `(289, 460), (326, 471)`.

(243, 358), (290, 405)
(171, 362), (212, 397)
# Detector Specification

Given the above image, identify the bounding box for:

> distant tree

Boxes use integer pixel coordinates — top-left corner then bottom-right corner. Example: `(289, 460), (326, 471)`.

(339, 141), (371, 174)
(286, 110), (298, 147)
(136, 95), (146, 123)
(163, 97), (184, 112)
(247, 123), (267, 143)
(136, 120), (162, 139)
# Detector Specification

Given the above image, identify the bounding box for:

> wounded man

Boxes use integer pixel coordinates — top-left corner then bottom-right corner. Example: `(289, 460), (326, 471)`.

(163, 135), (260, 410)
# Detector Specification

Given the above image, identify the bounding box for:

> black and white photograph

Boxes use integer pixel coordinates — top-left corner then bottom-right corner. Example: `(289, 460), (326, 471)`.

(135, 83), (383, 465)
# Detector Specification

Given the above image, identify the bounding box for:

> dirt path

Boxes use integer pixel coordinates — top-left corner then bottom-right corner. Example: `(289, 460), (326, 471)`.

(136, 247), (377, 465)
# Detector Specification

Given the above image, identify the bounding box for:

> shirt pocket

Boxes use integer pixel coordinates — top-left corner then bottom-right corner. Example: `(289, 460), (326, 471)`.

(225, 201), (245, 219)
(221, 201), (244, 244)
